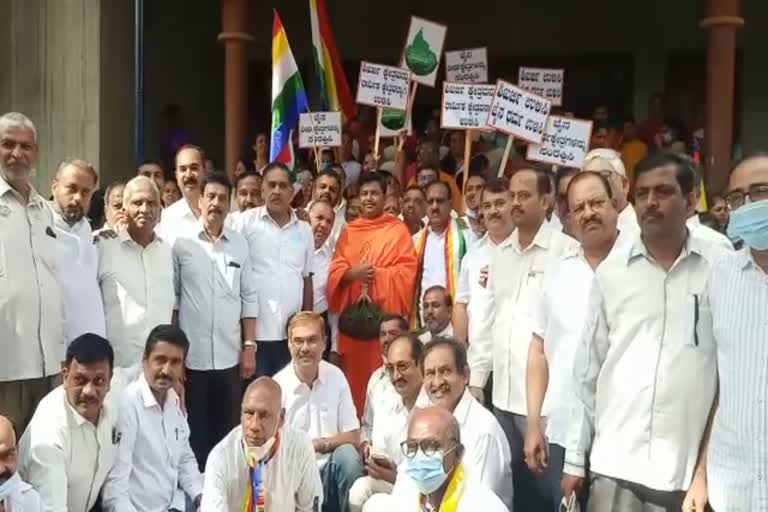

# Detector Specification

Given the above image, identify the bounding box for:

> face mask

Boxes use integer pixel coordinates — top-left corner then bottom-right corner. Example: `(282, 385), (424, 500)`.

(727, 199), (768, 250)
(243, 430), (278, 466)
(0, 471), (21, 502)
(404, 449), (450, 495)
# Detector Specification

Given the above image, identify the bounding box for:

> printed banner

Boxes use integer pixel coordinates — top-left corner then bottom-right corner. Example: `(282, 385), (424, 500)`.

(356, 61), (411, 110)
(518, 67), (564, 106)
(486, 79), (552, 143)
(399, 16), (447, 87)
(440, 82), (495, 130)
(527, 115), (593, 167)
(298, 112), (342, 148)
(444, 47), (488, 84)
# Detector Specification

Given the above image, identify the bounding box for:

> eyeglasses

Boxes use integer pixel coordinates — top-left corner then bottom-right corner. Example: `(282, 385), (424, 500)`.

(400, 439), (459, 459)
(725, 184), (768, 210)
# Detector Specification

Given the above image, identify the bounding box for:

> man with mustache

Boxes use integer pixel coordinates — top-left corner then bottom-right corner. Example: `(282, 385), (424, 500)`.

(681, 154), (768, 512)
(19, 334), (117, 512)
(349, 335), (424, 511)
(524, 171), (628, 511)
(102, 325), (202, 511)
(475, 166), (579, 511)
(462, 173), (487, 238)
(412, 181), (470, 329)
(173, 173), (258, 469)
(582, 149), (640, 238)
(225, 171), (263, 231)
(0, 415), (42, 511)
(307, 170), (346, 243)
(274, 312), (362, 512)
(308, 200), (340, 363)
(418, 286), (454, 343)
(416, 339), (513, 507)
(237, 163), (314, 378)
(49, 159), (105, 346)
(0, 112), (64, 436)
(561, 153), (730, 512)
(98, 176), (175, 398)
(202, 377), (322, 510)
(401, 185), (427, 235)
(159, 144), (208, 246)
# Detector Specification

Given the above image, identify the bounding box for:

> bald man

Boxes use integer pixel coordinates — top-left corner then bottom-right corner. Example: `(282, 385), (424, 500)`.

(0, 416), (43, 512)
(368, 406), (507, 511)
(202, 377), (322, 511)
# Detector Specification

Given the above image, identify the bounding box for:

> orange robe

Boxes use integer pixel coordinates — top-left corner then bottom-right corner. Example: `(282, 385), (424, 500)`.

(328, 214), (417, 416)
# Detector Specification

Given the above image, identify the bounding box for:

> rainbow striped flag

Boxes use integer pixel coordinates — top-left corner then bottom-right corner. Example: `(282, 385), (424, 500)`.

(309, 0), (356, 121)
(271, 10), (309, 167)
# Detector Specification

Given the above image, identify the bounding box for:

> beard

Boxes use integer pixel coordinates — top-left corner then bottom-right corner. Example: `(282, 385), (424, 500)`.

(61, 205), (85, 224)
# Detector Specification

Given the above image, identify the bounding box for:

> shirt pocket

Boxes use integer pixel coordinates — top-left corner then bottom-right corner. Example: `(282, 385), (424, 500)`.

(684, 293), (715, 351)
(221, 258), (242, 299)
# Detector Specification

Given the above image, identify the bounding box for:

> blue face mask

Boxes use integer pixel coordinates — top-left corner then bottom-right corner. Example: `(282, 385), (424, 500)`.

(727, 199), (768, 250)
(404, 448), (454, 495)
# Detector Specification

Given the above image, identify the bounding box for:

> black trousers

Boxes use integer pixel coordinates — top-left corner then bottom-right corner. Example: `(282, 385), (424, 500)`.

(254, 340), (292, 377)
(186, 366), (241, 471)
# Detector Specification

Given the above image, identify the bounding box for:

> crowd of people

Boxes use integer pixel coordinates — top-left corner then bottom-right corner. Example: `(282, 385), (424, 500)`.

(0, 104), (766, 512)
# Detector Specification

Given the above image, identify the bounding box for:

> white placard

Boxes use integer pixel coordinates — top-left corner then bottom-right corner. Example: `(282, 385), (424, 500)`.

(356, 61), (411, 111)
(444, 47), (488, 84)
(527, 116), (593, 167)
(399, 16), (447, 87)
(298, 112), (342, 149)
(440, 82), (495, 130)
(518, 67), (564, 106)
(379, 108), (413, 137)
(486, 80), (552, 143)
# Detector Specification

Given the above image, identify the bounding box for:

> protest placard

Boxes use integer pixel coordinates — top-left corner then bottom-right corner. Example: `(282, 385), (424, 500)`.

(400, 16), (447, 87)
(444, 47), (488, 84)
(486, 79), (552, 144)
(356, 61), (411, 110)
(518, 67), (564, 106)
(378, 108), (413, 137)
(440, 82), (495, 130)
(298, 112), (342, 149)
(527, 115), (593, 167)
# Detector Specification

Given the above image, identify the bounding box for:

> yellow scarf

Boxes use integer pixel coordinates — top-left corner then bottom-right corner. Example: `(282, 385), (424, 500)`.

(417, 464), (465, 511)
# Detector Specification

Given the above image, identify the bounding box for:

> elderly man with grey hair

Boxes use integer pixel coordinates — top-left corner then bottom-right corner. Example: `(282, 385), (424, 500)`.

(97, 175), (175, 397)
(49, 158), (106, 346)
(0, 112), (64, 436)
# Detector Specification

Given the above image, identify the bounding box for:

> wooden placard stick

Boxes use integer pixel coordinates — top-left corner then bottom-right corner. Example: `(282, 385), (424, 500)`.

(497, 136), (514, 178)
(373, 107), (383, 160)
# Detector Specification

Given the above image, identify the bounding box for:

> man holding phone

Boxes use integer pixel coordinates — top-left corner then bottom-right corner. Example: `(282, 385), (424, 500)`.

(348, 335), (424, 512)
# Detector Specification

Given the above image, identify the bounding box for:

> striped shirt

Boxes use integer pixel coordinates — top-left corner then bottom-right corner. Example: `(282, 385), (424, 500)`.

(705, 248), (768, 511)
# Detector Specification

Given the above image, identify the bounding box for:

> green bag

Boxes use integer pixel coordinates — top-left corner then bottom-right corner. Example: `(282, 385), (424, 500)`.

(338, 291), (383, 340)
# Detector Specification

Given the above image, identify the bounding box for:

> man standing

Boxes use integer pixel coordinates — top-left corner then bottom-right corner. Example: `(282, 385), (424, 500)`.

(238, 163), (314, 377)
(524, 171), (626, 510)
(173, 173), (258, 468)
(583, 148), (640, 238)
(202, 377), (322, 511)
(234, 171), (263, 212)
(418, 286), (455, 343)
(308, 200), (339, 362)
(412, 181), (469, 328)
(476, 166), (579, 510)
(419, 339), (513, 507)
(400, 185), (427, 235)
(137, 160), (166, 194)
(19, 334), (117, 512)
(102, 325), (202, 511)
(349, 335), (424, 511)
(308, 170), (345, 243)
(462, 173), (487, 236)
(685, 154), (768, 512)
(98, 176), (175, 394)
(0, 415), (43, 511)
(0, 112), (64, 435)
(341, 133), (362, 186)
(49, 158), (105, 345)
(561, 153), (729, 511)
(159, 144), (207, 246)
(274, 312), (363, 512)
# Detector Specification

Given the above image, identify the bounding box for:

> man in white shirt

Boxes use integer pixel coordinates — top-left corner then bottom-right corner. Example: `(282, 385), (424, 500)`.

(350, 334), (424, 511)
(97, 181), (126, 235)
(307, 170), (345, 244)
(461, 173), (487, 238)
(173, 173), (259, 469)
(685, 154), (768, 512)
(98, 176), (175, 396)
(419, 339), (513, 507)
(19, 333), (117, 512)
(226, 171), (264, 229)
(137, 160), (166, 195)
(102, 325), (202, 512)
(159, 145), (208, 246)
(0, 415), (43, 512)
(474, 166), (579, 510)
(418, 286), (455, 343)
(412, 181), (470, 329)
(202, 377), (323, 511)
(524, 171), (627, 511)
(0, 112), (64, 436)
(551, 166), (579, 236)
(274, 312), (363, 512)
(239, 163), (314, 377)
(582, 148), (640, 238)
(49, 158), (105, 345)
(308, 199), (339, 363)
(376, 406), (508, 511)
(561, 152), (730, 511)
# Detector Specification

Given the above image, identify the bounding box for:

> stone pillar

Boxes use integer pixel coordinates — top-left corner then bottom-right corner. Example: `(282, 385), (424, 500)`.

(700, 0), (743, 197)
(219, 0), (253, 180)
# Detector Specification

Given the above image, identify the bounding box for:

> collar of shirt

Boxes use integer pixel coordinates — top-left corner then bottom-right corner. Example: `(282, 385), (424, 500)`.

(257, 205), (299, 228)
(314, 240), (333, 257)
(138, 372), (179, 411)
(63, 389), (107, 428)
(626, 230), (706, 267)
(686, 215), (701, 229)
(195, 221), (231, 244)
(500, 221), (552, 253)
(51, 208), (90, 235)
(451, 389), (476, 427)
(283, 361), (328, 393)
(117, 228), (163, 247)
(0, 175), (46, 206)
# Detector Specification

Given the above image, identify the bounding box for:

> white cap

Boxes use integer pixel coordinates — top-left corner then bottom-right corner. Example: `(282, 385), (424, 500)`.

(582, 148), (626, 177)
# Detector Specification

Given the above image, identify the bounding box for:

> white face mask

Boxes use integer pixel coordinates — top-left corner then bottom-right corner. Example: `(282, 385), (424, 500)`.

(243, 428), (278, 466)
(0, 471), (21, 502)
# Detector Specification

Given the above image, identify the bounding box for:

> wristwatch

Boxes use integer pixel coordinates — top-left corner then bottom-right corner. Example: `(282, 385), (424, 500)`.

(243, 340), (257, 351)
